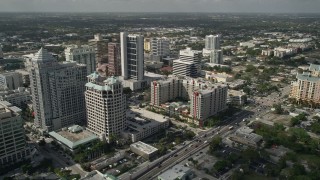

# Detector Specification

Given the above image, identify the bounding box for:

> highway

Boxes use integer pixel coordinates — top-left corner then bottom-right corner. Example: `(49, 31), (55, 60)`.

(119, 108), (254, 180)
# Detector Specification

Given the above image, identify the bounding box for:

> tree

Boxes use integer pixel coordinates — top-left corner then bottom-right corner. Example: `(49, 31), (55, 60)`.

(273, 103), (284, 114)
(213, 160), (231, 172)
(209, 136), (222, 153)
(123, 87), (132, 95)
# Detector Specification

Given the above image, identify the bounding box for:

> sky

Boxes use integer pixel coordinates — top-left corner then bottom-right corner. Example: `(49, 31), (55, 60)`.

(0, 0), (319, 13)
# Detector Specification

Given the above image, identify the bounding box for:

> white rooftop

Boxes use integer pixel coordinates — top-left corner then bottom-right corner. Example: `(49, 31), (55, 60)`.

(130, 141), (158, 155)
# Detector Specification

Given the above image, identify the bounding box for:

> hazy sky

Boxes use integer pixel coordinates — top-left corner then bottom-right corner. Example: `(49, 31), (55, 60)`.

(0, 0), (319, 13)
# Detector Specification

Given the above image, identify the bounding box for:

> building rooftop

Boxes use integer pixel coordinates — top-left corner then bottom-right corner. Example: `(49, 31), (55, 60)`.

(49, 126), (99, 149)
(297, 73), (320, 83)
(32, 48), (56, 62)
(158, 164), (191, 180)
(81, 170), (117, 180)
(130, 141), (158, 155)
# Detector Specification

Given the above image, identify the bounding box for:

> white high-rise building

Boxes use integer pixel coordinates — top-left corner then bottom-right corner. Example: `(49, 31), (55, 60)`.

(173, 48), (202, 78)
(210, 49), (223, 64)
(0, 101), (30, 166)
(120, 32), (144, 81)
(85, 73), (126, 142)
(151, 37), (170, 61)
(65, 45), (96, 75)
(205, 35), (220, 50)
(27, 48), (87, 132)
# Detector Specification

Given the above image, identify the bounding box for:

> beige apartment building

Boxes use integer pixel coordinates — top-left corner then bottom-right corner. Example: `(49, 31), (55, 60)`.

(290, 64), (320, 106)
(85, 73), (126, 142)
(151, 76), (228, 125)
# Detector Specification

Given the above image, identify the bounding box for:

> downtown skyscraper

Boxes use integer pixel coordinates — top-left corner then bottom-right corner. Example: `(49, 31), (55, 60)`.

(28, 48), (87, 132)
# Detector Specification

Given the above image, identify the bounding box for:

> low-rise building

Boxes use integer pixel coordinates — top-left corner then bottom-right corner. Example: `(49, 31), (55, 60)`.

(158, 164), (192, 180)
(81, 170), (117, 180)
(229, 126), (263, 148)
(122, 110), (170, 142)
(49, 125), (99, 153)
(205, 72), (233, 82)
(227, 90), (247, 106)
(130, 141), (158, 160)
(0, 87), (31, 108)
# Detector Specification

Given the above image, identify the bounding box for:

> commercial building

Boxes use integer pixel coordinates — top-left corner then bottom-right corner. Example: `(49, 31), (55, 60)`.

(290, 64), (320, 106)
(210, 49), (223, 64)
(107, 43), (121, 76)
(173, 48), (202, 78)
(130, 141), (158, 160)
(227, 90), (247, 106)
(85, 73), (126, 142)
(151, 76), (228, 125)
(0, 87), (31, 108)
(151, 37), (170, 61)
(65, 45), (96, 75)
(15, 69), (30, 87)
(205, 35), (220, 50)
(89, 34), (108, 65)
(158, 164), (192, 180)
(0, 101), (31, 166)
(122, 109), (170, 142)
(49, 125), (99, 153)
(228, 126), (263, 148)
(0, 72), (23, 90)
(27, 48), (87, 132)
(120, 32), (146, 90)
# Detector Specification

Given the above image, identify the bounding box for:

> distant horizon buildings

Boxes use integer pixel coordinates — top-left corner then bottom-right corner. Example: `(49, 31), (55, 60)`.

(173, 47), (202, 78)
(65, 45), (96, 75)
(85, 73), (126, 142)
(28, 48), (87, 132)
(0, 101), (30, 167)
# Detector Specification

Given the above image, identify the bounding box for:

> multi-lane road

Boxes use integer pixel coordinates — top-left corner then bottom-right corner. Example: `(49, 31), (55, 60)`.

(118, 108), (255, 180)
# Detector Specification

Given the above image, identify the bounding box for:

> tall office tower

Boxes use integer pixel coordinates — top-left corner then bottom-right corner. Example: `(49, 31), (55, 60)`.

(120, 32), (144, 81)
(173, 48), (202, 78)
(85, 73), (126, 142)
(205, 35), (220, 50)
(0, 72), (23, 90)
(151, 37), (170, 61)
(28, 48), (87, 132)
(89, 34), (108, 64)
(210, 49), (223, 64)
(0, 101), (30, 166)
(107, 43), (121, 76)
(0, 46), (3, 59)
(65, 45), (96, 75)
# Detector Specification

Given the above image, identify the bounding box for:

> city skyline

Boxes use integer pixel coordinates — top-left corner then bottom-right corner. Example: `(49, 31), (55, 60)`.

(0, 0), (319, 13)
